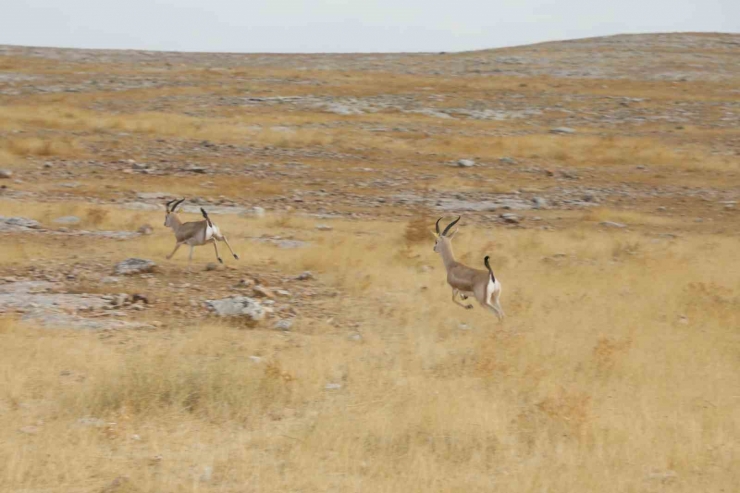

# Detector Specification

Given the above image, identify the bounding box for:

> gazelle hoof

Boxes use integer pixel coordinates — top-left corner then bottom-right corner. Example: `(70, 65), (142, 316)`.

(233, 254), (239, 260)
(466, 304), (474, 310)
(218, 258), (224, 264)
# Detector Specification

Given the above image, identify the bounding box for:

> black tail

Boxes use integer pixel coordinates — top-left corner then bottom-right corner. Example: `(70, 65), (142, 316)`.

(200, 207), (214, 227)
(484, 256), (496, 282)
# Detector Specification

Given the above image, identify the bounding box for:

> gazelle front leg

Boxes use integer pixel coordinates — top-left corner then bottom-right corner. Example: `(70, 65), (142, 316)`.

(166, 242), (183, 260)
(216, 234), (239, 260)
(452, 289), (473, 310)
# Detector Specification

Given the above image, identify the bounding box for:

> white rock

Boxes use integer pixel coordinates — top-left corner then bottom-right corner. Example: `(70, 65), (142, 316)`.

(550, 127), (576, 134)
(457, 159), (476, 167)
(114, 258), (157, 275)
(205, 296), (270, 321)
(599, 221), (626, 228)
(53, 216), (81, 225)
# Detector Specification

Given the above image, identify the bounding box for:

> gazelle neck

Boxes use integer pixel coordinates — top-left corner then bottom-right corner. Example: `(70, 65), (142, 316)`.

(438, 238), (457, 269)
(168, 213), (183, 232)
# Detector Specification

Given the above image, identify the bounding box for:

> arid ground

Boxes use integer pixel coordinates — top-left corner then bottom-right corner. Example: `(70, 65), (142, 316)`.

(1, 33), (739, 492)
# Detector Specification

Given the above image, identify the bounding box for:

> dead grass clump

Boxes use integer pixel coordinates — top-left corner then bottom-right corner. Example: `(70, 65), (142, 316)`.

(0, 136), (83, 159)
(85, 207), (110, 228)
(403, 212), (433, 248)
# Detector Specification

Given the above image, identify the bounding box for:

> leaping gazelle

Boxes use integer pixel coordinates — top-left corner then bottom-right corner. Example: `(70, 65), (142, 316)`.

(432, 216), (504, 320)
(164, 198), (239, 268)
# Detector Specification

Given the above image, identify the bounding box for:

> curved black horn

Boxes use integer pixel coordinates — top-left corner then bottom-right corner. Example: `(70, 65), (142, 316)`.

(435, 217), (443, 235)
(442, 216), (461, 236)
(165, 199), (177, 211)
(172, 198), (185, 212)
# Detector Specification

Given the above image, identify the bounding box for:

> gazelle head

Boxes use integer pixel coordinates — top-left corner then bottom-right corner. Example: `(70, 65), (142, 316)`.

(432, 216), (460, 252)
(164, 198), (185, 227)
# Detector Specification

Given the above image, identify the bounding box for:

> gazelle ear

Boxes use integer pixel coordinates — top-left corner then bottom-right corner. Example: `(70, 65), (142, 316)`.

(430, 230), (439, 238)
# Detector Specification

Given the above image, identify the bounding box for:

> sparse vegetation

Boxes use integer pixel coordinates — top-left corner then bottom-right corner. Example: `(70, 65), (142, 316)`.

(1, 33), (739, 492)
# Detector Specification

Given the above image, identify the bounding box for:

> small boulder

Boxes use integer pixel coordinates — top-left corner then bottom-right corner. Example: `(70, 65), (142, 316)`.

(205, 296), (270, 321)
(600, 221), (626, 228)
(114, 258), (157, 275)
(296, 271), (314, 281)
(274, 319), (293, 331)
(501, 213), (520, 224)
(457, 159), (475, 168)
(137, 224), (153, 235)
(550, 127), (576, 135)
(0, 170), (13, 179)
(53, 216), (81, 225)
(253, 285), (275, 298)
(532, 197), (547, 209)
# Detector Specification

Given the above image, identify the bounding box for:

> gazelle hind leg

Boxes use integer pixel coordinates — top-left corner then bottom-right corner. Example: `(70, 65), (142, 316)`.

(212, 240), (223, 264)
(221, 235), (239, 260)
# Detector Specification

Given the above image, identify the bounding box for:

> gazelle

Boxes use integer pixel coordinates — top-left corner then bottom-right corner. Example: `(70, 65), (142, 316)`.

(164, 198), (239, 268)
(431, 216), (504, 320)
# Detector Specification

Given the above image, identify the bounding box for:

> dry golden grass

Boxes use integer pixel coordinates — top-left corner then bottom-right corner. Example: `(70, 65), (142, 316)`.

(2, 216), (738, 492)
(2, 40), (739, 492)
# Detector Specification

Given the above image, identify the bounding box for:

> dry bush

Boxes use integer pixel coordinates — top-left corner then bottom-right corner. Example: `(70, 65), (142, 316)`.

(403, 211), (433, 247)
(85, 206), (110, 228)
(0, 136), (83, 158)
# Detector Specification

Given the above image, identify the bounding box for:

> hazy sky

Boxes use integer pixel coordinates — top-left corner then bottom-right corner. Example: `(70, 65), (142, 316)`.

(2, 0), (738, 53)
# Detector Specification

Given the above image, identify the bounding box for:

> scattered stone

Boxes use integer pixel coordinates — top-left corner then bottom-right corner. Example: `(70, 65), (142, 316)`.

(137, 224), (153, 235)
(532, 197), (547, 209)
(275, 289), (291, 297)
(135, 192), (170, 200)
(600, 221), (626, 228)
(0, 170), (13, 179)
(53, 216), (81, 225)
(235, 278), (255, 288)
(18, 425), (40, 435)
(0, 216), (42, 231)
(131, 293), (149, 304)
(252, 285), (275, 298)
(274, 319), (293, 331)
(646, 470), (678, 481)
(101, 476), (130, 493)
(348, 333), (362, 342)
(114, 258), (157, 275)
(457, 159), (476, 168)
(249, 355), (263, 363)
(183, 165), (207, 174)
(205, 262), (224, 272)
(76, 417), (108, 428)
(500, 213), (521, 224)
(205, 296), (271, 321)
(296, 271), (314, 281)
(500, 157), (517, 165)
(131, 162), (148, 170)
(111, 293), (128, 307)
(550, 127), (576, 134)
(324, 383), (343, 390)
(250, 206), (266, 217)
(316, 224), (333, 231)
(200, 466), (213, 483)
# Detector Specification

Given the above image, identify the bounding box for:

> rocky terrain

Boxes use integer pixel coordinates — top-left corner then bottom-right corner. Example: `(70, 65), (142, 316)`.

(0, 33), (738, 493)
